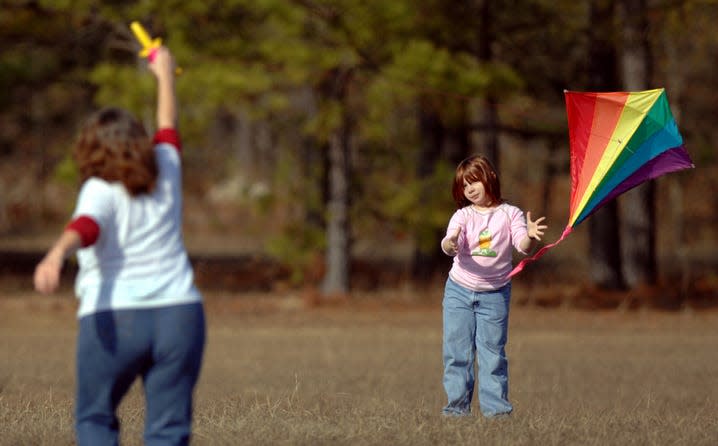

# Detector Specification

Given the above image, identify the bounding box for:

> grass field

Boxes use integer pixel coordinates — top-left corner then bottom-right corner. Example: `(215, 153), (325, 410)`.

(1, 289), (717, 445)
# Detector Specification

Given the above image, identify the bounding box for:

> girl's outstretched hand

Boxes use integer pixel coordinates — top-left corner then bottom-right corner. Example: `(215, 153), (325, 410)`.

(442, 227), (461, 256)
(526, 211), (547, 241)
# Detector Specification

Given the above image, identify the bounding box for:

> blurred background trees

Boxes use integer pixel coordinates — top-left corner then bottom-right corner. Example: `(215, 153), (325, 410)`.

(1, 0), (715, 301)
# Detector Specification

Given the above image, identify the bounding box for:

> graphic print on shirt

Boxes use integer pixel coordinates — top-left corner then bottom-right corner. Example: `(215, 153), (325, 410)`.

(471, 229), (497, 257)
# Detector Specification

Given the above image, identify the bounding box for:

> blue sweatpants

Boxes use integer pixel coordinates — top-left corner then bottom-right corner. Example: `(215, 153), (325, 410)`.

(75, 302), (205, 446)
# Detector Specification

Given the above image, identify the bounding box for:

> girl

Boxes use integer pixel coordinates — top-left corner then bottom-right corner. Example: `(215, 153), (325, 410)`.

(440, 155), (546, 418)
(33, 47), (205, 445)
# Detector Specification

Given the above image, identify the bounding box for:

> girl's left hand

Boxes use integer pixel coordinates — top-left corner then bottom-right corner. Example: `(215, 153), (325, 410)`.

(526, 211), (547, 241)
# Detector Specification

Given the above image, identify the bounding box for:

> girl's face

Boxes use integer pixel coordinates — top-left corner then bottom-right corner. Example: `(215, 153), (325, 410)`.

(463, 180), (490, 207)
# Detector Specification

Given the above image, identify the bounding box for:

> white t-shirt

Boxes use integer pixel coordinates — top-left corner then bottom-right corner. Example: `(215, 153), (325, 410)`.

(72, 135), (201, 317)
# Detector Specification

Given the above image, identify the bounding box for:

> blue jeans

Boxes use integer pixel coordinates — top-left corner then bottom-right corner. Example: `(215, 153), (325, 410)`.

(76, 302), (205, 446)
(442, 278), (513, 417)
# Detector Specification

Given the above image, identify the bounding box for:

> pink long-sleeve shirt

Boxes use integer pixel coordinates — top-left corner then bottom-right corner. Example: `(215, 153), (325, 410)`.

(441, 203), (529, 291)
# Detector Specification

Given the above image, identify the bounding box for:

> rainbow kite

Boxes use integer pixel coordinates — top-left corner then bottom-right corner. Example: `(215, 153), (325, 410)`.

(510, 88), (694, 277)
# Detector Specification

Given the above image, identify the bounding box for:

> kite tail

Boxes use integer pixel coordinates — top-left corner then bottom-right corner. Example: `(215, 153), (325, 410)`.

(508, 225), (573, 278)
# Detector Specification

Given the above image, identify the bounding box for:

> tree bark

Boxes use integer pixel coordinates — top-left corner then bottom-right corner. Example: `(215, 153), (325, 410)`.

(619, 0), (657, 287)
(587, 0), (626, 290)
(410, 101), (472, 281)
(322, 124), (351, 295)
(476, 0), (500, 168)
(410, 102), (445, 281)
(321, 70), (352, 296)
(589, 203), (625, 288)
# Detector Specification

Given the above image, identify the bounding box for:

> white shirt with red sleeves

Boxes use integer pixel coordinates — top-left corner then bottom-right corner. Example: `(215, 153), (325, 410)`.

(441, 203), (529, 292)
(71, 129), (201, 317)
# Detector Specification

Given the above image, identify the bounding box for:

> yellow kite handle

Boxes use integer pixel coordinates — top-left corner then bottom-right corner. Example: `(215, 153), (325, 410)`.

(129, 21), (183, 75)
(130, 21), (162, 58)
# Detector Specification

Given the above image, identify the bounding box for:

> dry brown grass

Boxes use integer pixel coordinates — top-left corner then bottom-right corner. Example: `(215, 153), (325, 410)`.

(1, 290), (717, 446)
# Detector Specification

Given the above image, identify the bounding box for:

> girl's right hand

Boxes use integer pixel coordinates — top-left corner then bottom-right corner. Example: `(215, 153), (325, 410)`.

(442, 227), (461, 256)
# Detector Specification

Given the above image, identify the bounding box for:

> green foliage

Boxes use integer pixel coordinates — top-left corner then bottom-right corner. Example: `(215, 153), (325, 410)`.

(5, 0), (718, 278)
(265, 223), (326, 285)
(90, 63), (154, 112)
(265, 147), (326, 285)
(304, 100), (343, 143)
(53, 155), (78, 185)
(37, 0), (94, 10)
(0, 47), (59, 86)
(412, 162), (457, 253)
(383, 40), (494, 97)
(358, 158), (455, 253)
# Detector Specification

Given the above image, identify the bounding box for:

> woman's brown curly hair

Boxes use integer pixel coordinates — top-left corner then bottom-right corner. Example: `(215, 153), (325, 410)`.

(73, 107), (157, 196)
(451, 155), (503, 209)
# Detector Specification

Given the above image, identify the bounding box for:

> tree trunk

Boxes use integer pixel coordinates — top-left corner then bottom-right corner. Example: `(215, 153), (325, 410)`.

(299, 87), (327, 231)
(478, 96), (500, 168)
(619, 0), (657, 287)
(322, 124), (351, 295)
(589, 203), (625, 288)
(587, 0), (626, 290)
(321, 70), (352, 296)
(476, 0), (500, 168)
(410, 101), (472, 280)
(411, 102), (445, 281)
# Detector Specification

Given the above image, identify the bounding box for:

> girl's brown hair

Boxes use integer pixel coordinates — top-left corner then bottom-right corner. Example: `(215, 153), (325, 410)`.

(451, 155), (502, 209)
(73, 107), (157, 196)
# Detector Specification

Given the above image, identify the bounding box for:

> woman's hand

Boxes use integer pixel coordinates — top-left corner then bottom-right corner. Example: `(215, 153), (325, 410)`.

(33, 255), (63, 294)
(148, 46), (178, 129)
(33, 229), (82, 294)
(148, 46), (176, 81)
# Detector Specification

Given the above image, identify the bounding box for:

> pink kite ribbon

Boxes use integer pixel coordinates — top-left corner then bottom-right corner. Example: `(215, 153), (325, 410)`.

(508, 225), (574, 278)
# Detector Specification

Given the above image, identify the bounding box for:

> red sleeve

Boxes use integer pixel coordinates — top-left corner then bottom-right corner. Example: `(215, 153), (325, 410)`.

(66, 215), (100, 247)
(153, 128), (182, 153)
